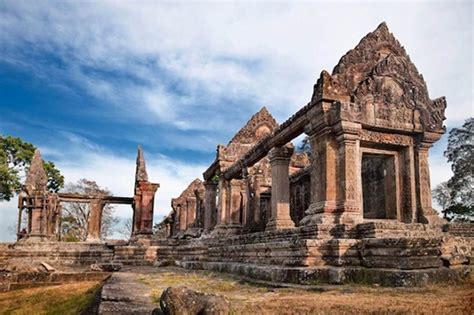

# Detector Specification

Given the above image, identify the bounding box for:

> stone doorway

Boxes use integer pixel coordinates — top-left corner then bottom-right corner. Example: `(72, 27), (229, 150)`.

(361, 153), (397, 219)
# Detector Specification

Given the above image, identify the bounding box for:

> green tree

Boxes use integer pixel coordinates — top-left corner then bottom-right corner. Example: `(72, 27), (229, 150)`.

(0, 135), (64, 201)
(433, 118), (473, 221)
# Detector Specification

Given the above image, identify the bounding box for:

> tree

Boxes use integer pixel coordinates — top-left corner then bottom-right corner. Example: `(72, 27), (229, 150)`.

(60, 179), (119, 241)
(432, 118), (473, 221)
(117, 218), (133, 239)
(0, 135), (64, 201)
(432, 182), (452, 219)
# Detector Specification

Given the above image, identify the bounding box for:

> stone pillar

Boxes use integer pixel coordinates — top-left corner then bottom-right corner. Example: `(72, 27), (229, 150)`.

(415, 134), (445, 225)
(251, 175), (265, 230)
(402, 146), (417, 223)
(186, 197), (197, 228)
(22, 149), (49, 242)
(266, 146), (295, 230)
(215, 177), (228, 229)
(132, 146), (159, 238)
(29, 196), (45, 237)
(334, 122), (363, 224)
(177, 205), (186, 231)
(228, 179), (243, 230)
(86, 199), (104, 242)
(204, 181), (217, 232)
(300, 127), (338, 226)
(242, 169), (252, 230)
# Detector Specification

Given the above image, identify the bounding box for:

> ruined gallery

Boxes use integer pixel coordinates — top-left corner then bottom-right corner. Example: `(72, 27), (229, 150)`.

(1, 22), (472, 291)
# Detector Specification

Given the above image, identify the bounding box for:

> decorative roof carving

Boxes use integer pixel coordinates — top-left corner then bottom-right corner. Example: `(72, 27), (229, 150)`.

(228, 107), (278, 145)
(172, 178), (204, 207)
(135, 145), (148, 182)
(217, 107), (279, 165)
(312, 22), (446, 132)
(25, 149), (48, 194)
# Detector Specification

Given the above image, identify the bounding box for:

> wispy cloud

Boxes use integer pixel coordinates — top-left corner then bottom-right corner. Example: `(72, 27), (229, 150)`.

(2, 1), (470, 130)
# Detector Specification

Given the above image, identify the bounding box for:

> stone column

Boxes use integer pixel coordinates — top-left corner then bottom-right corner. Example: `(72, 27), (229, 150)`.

(86, 199), (104, 242)
(186, 197), (197, 228)
(334, 122), (363, 224)
(215, 177), (228, 229)
(415, 134), (445, 225)
(132, 146), (160, 239)
(29, 195), (45, 238)
(401, 146), (417, 223)
(266, 146), (295, 230)
(252, 175), (265, 230)
(177, 205), (186, 231)
(242, 169), (252, 230)
(300, 127), (338, 226)
(203, 181), (217, 232)
(227, 179), (243, 231)
(133, 182), (159, 236)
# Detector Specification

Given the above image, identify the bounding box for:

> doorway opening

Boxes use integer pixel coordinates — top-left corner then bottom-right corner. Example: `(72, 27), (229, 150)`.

(362, 153), (397, 219)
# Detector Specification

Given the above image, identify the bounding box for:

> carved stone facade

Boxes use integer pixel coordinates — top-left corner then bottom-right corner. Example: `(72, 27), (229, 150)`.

(7, 23), (471, 288)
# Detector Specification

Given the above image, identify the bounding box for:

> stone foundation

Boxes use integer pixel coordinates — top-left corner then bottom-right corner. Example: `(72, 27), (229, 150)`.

(1, 222), (472, 287)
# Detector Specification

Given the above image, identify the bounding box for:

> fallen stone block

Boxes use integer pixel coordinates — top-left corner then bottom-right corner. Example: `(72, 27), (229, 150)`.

(90, 263), (123, 272)
(159, 286), (230, 315)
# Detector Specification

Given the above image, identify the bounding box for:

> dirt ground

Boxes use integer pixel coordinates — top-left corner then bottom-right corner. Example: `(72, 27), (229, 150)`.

(136, 267), (474, 315)
(0, 267), (472, 314)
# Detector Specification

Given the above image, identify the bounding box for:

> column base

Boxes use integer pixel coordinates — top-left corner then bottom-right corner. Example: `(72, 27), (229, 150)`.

(266, 218), (295, 231)
(419, 208), (447, 226)
(20, 235), (47, 243)
(210, 224), (241, 236)
(85, 237), (102, 243)
(300, 204), (363, 226)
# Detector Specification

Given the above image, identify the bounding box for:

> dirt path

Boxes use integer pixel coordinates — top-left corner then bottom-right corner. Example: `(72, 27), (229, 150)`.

(133, 266), (473, 315)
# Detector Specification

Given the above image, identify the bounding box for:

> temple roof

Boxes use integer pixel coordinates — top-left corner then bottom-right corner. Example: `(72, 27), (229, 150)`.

(172, 178), (204, 206)
(135, 145), (148, 182)
(25, 149), (48, 194)
(228, 107), (278, 145)
(312, 21), (446, 132)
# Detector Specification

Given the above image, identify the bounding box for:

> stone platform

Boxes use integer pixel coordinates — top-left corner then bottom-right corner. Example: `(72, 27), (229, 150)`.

(1, 223), (472, 287)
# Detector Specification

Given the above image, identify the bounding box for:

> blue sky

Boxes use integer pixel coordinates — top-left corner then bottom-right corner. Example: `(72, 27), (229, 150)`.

(0, 1), (472, 241)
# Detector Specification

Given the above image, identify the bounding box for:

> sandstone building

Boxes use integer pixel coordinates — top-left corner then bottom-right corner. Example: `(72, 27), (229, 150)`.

(1, 23), (472, 287)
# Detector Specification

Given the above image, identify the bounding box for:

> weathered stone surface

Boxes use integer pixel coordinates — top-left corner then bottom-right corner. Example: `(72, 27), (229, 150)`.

(25, 149), (48, 194)
(91, 262), (123, 272)
(4, 23), (471, 291)
(99, 272), (155, 315)
(160, 286), (230, 315)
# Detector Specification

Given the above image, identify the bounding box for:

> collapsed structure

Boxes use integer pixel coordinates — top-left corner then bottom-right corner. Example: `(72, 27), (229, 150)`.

(16, 146), (159, 242)
(1, 23), (472, 287)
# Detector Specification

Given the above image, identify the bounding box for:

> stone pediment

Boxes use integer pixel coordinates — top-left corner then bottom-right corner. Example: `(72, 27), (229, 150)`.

(228, 107), (278, 146)
(312, 22), (446, 133)
(172, 178), (204, 207)
(219, 107), (279, 162)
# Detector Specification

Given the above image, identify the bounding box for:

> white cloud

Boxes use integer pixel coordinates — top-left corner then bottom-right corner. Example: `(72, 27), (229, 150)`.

(2, 1), (470, 129)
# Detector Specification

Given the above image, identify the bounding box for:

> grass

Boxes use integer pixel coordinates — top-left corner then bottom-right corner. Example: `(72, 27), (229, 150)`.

(138, 267), (474, 315)
(0, 281), (101, 315)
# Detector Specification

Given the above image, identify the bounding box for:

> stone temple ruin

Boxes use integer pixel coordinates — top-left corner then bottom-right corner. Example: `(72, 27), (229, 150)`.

(15, 146), (159, 243)
(1, 23), (472, 288)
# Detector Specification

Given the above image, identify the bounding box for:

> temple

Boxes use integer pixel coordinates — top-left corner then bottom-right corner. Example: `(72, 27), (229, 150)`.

(159, 22), (447, 237)
(2, 23), (472, 288)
